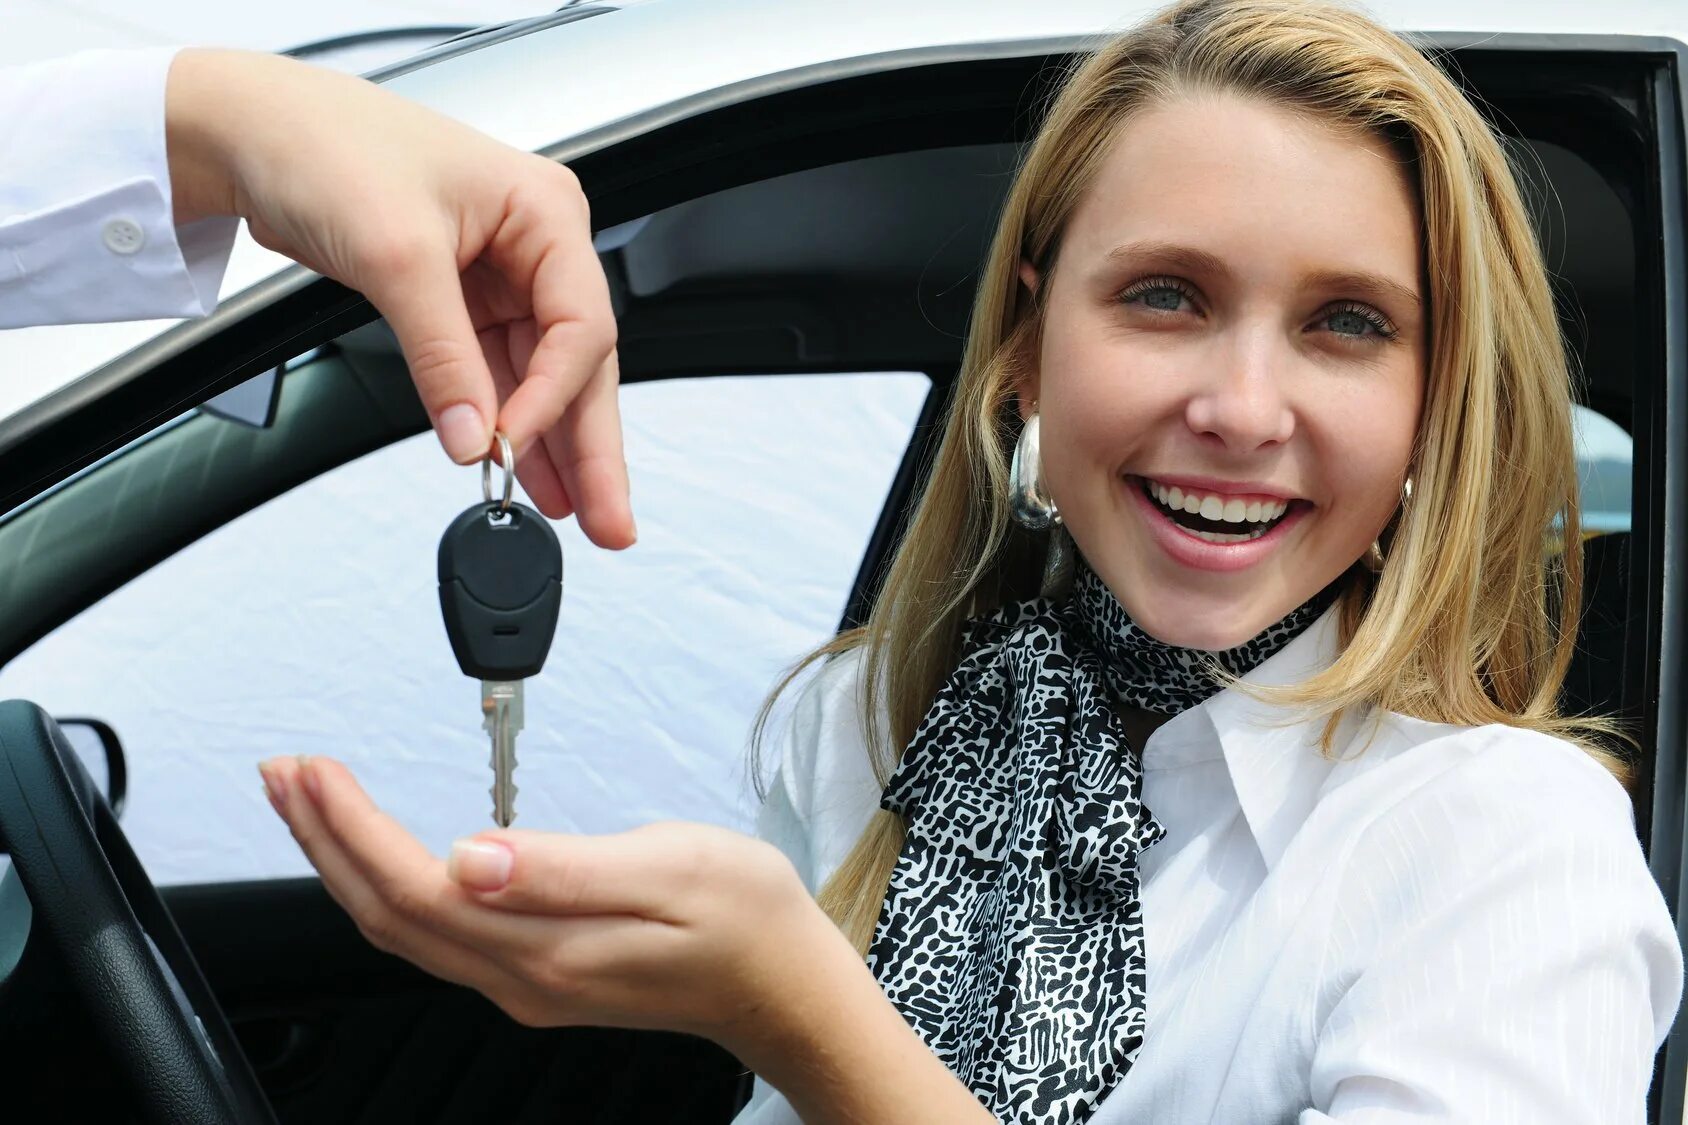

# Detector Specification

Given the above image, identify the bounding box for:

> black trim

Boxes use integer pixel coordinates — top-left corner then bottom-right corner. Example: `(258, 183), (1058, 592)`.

(839, 373), (950, 632)
(354, 6), (616, 85)
(278, 26), (473, 63)
(53, 717), (127, 819)
(1644, 40), (1688, 1125)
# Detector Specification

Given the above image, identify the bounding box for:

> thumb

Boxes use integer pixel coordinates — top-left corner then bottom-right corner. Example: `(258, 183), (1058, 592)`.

(362, 249), (497, 464)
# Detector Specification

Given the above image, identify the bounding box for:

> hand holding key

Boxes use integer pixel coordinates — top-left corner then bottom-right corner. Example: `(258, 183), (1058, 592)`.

(438, 434), (562, 826)
(166, 49), (634, 543)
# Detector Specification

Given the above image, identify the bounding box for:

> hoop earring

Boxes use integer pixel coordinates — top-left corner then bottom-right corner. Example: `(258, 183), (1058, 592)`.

(1363, 540), (1386, 573)
(1009, 412), (1060, 530)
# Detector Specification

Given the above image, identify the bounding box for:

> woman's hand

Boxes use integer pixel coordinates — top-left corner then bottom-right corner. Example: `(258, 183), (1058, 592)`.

(165, 48), (631, 546)
(255, 754), (847, 1062)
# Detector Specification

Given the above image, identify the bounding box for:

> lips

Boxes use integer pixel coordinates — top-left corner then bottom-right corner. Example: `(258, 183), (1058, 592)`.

(1125, 475), (1310, 572)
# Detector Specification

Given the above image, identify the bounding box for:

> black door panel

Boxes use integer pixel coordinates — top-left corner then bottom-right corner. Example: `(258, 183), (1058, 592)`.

(1, 878), (752, 1122)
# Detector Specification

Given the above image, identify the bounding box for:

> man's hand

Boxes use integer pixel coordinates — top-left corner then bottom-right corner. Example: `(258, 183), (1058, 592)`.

(164, 48), (633, 546)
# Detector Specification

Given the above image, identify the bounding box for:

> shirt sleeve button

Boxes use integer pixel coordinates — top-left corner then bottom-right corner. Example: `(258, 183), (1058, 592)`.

(102, 218), (146, 256)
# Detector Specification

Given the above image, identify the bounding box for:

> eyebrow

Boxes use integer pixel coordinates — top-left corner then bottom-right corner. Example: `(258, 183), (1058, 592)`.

(1102, 239), (1422, 311)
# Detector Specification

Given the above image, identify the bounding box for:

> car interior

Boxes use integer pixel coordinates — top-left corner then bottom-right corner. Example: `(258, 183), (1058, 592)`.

(0, 38), (1679, 1123)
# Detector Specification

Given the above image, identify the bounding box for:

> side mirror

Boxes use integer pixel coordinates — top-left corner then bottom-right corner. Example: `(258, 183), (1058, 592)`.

(54, 717), (127, 818)
(200, 365), (283, 429)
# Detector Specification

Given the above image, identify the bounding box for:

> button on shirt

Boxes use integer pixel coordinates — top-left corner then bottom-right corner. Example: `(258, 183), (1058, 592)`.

(739, 608), (1684, 1123)
(1, 48), (238, 328)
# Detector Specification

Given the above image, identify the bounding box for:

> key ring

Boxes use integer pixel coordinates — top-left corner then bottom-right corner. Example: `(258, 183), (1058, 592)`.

(481, 431), (514, 514)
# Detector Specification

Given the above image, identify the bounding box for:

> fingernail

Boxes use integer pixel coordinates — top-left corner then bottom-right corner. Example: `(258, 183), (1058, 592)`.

(449, 839), (513, 892)
(297, 755), (322, 803)
(436, 403), (486, 463)
(259, 763), (286, 813)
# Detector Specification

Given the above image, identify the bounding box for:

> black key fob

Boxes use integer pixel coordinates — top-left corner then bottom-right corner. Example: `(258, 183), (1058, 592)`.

(438, 501), (563, 680)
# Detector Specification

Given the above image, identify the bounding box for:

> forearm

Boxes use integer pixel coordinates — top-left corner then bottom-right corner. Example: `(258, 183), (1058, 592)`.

(163, 48), (249, 225)
(727, 920), (995, 1125)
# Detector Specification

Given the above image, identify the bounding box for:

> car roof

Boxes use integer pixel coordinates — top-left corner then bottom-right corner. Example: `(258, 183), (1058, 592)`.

(0, 0), (1683, 425)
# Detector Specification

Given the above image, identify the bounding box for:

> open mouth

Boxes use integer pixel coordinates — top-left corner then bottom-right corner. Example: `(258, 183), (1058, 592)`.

(1135, 476), (1303, 543)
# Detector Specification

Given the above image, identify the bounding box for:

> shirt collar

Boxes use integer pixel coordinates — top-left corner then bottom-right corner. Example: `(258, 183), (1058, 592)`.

(1141, 604), (1349, 872)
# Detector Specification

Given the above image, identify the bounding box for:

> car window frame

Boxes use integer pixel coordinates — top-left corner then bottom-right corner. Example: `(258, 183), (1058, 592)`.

(1634, 39), (1688, 1125)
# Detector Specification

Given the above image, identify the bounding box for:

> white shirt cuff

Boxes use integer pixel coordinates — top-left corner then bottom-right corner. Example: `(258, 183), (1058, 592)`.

(0, 46), (239, 328)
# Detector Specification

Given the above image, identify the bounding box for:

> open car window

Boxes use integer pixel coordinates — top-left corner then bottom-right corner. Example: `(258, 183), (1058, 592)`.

(1575, 404), (1633, 535)
(0, 370), (927, 885)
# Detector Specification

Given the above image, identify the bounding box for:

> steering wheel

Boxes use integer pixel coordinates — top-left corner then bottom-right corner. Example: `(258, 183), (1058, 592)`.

(0, 700), (277, 1125)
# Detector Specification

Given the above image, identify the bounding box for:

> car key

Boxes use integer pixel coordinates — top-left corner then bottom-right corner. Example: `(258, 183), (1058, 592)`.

(438, 434), (563, 826)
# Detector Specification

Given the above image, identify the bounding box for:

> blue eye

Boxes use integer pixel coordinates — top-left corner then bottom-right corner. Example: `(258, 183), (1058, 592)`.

(1118, 277), (1197, 313)
(1324, 302), (1397, 341)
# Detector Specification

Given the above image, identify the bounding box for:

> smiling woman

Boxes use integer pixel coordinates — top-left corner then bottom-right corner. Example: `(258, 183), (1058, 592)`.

(743, 1), (1682, 1122)
(1023, 94), (1424, 644)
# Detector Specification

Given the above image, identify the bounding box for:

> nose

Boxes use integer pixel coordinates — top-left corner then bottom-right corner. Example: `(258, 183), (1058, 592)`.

(1183, 329), (1296, 451)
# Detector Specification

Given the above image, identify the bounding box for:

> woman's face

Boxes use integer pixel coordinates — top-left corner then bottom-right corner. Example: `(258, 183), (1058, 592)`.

(1023, 93), (1426, 650)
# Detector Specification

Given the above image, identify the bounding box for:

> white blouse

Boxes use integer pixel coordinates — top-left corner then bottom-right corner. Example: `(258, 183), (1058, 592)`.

(737, 607), (1684, 1123)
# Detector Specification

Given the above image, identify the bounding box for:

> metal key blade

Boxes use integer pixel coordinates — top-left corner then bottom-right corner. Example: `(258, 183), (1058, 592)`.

(480, 680), (524, 826)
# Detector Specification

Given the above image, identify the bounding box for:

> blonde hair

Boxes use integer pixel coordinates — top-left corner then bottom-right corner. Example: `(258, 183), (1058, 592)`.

(753, 0), (1627, 955)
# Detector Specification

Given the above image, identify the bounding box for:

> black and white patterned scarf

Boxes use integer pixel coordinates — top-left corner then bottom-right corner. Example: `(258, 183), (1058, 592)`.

(865, 557), (1333, 1124)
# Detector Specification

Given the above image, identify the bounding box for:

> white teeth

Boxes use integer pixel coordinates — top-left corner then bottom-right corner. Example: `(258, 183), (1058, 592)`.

(1141, 478), (1292, 528)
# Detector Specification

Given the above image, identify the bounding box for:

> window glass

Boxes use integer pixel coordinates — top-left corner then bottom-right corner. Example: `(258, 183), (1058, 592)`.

(0, 372), (928, 885)
(1572, 404), (1631, 535)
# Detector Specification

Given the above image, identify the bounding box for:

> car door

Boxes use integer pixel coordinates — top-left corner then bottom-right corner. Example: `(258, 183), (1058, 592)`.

(0, 20), (1684, 1125)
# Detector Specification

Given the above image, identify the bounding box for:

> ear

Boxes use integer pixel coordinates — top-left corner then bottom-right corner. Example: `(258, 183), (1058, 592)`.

(1018, 259), (1041, 296)
(1014, 259), (1043, 421)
